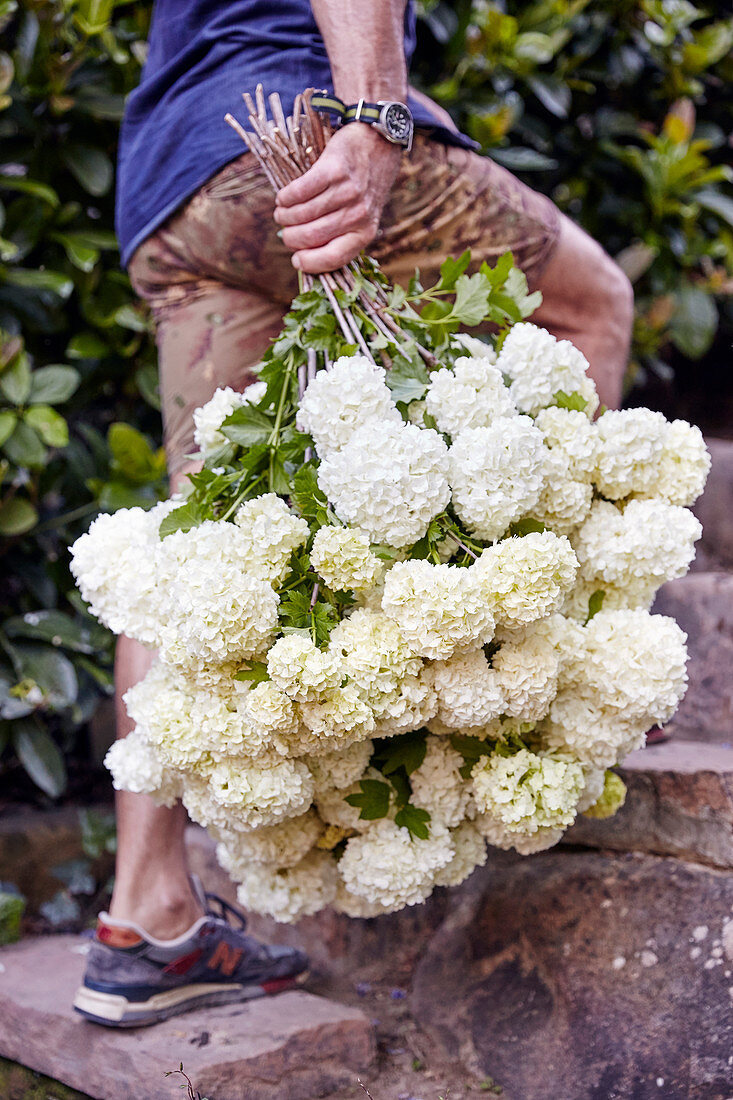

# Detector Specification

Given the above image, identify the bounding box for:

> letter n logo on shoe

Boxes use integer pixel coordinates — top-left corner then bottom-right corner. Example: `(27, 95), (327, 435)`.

(208, 941), (243, 977)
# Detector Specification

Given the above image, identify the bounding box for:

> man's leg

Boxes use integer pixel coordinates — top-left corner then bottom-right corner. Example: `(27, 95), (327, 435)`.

(105, 232), (287, 939)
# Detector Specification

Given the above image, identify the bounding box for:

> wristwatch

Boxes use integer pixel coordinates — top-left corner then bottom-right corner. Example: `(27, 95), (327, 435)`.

(311, 93), (414, 151)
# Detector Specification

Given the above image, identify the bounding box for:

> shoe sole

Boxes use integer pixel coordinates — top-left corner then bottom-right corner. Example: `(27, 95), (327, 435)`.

(73, 971), (308, 1028)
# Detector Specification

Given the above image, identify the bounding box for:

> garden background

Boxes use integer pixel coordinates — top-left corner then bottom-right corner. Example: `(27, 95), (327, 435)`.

(0, 0), (731, 805)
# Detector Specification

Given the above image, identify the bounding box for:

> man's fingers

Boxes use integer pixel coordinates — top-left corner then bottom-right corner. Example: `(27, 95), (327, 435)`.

(274, 179), (358, 227)
(276, 152), (347, 207)
(292, 230), (373, 274)
(280, 203), (371, 252)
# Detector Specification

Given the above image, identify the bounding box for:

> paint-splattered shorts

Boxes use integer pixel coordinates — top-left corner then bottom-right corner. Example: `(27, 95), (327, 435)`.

(128, 134), (560, 479)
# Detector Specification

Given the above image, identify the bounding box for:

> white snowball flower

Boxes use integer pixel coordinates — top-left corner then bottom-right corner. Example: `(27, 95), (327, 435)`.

(430, 648), (505, 729)
(329, 609), (423, 706)
(475, 812), (565, 854)
(529, 462), (593, 535)
(244, 681), (299, 739)
(69, 500), (176, 647)
(534, 407), (597, 481)
(215, 810), (323, 875)
(156, 521), (279, 670)
(193, 381), (266, 457)
(266, 635), (341, 702)
(332, 881), (404, 918)
(649, 419), (710, 506)
(410, 735), (475, 828)
(471, 748), (584, 834)
(338, 818), (454, 909)
(472, 531), (578, 626)
(186, 756), (314, 831)
(236, 850), (338, 922)
(540, 694), (647, 770)
(425, 355), (516, 437)
(233, 494), (309, 582)
(318, 420), (450, 548)
(492, 621), (561, 723)
(306, 739), (374, 792)
(296, 355), (400, 455)
(310, 525), (385, 591)
(372, 670), (438, 736)
(496, 322), (599, 417)
(593, 408), (669, 499)
(124, 661), (268, 768)
(381, 559), (495, 660)
(448, 417), (548, 541)
(297, 682), (375, 739)
(572, 499), (701, 595)
(433, 821), (488, 887)
(451, 333), (497, 361)
(104, 727), (181, 807)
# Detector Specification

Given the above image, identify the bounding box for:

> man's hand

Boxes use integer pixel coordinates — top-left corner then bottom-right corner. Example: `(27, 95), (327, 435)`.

(273, 124), (401, 274)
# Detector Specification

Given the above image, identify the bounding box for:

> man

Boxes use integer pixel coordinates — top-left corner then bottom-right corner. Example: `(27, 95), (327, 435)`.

(74, 0), (634, 1027)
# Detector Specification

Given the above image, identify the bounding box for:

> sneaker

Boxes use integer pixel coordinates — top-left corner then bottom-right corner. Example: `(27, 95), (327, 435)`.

(73, 884), (308, 1028)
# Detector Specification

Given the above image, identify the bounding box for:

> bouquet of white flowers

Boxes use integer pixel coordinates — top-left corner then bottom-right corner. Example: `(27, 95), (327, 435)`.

(70, 91), (709, 923)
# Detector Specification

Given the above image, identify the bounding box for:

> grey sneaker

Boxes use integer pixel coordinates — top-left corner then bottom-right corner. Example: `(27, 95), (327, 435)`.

(73, 887), (308, 1028)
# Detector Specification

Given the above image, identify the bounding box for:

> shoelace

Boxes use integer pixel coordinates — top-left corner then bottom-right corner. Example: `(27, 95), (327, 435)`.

(203, 890), (249, 931)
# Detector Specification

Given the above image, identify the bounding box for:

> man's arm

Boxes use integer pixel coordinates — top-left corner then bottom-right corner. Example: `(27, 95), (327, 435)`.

(273, 0), (408, 274)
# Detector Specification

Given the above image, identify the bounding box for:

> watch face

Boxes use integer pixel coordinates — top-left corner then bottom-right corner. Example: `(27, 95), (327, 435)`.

(383, 103), (412, 142)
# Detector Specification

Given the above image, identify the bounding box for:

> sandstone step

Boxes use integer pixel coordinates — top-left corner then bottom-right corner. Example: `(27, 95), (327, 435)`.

(0, 935), (375, 1100)
(565, 740), (733, 869)
(411, 849), (733, 1100)
(653, 572), (733, 744)
(694, 437), (733, 572)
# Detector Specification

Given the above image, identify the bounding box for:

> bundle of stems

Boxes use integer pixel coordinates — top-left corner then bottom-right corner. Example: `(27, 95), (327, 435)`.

(225, 86), (436, 400)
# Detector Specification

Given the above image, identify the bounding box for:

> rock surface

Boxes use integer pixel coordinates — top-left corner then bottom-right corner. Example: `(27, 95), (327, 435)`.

(653, 573), (733, 744)
(411, 850), (733, 1100)
(565, 741), (733, 869)
(0, 935), (375, 1100)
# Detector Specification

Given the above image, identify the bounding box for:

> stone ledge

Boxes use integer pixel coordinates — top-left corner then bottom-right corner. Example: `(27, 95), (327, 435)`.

(0, 935), (375, 1100)
(565, 740), (733, 868)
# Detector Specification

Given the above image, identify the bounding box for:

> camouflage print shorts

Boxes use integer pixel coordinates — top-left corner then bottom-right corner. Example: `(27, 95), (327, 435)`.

(128, 134), (560, 479)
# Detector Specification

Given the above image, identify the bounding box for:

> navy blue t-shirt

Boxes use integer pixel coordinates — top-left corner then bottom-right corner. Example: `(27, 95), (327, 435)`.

(115, 0), (474, 265)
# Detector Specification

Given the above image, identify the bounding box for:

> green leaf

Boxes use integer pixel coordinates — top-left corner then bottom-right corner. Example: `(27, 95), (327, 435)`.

(552, 390), (588, 412)
(394, 804), (431, 840)
(290, 463), (330, 527)
(696, 189), (733, 229)
(4, 610), (99, 654)
(24, 404), (68, 447)
(450, 734), (492, 780)
(1, 267), (73, 298)
(13, 719), (67, 799)
(233, 661), (269, 685)
(62, 145), (113, 197)
(12, 645), (78, 711)
(669, 285), (718, 359)
(2, 421), (46, 468)
(344, 778), (392, 820)
(0, 409), (16, 446)
(585, 589), (605, 623)
(220, 405), (273, 447)
(108, 422), (166, 484)
(452, 272), (492, 327)
(66, 332), (109, 359)
(27, 365), (80, 405)
(386, 357), (430, 405)
(527, 75), (571, 119)
(374, 731), (427, 777)
(279, 589), (338, 646)
(0, 495), (37, 535)
(505, 517), (546, 538)
(436, 250), (472, 292)
(0, 176), (59, 207)
(0, 351), (31, 404)
(158, 498), (207, 538)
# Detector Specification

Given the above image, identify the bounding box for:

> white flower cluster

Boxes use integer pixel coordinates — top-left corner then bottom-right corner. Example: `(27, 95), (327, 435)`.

(193, 381), (266, 458)
(74, 320), (707, 923)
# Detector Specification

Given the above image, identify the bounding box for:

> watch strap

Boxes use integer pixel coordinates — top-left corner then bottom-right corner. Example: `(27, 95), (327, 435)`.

(344, 100), (382, 123)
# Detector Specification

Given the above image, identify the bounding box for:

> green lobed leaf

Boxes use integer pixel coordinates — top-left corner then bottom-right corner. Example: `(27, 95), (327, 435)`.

(220, 405), (273, 448)
(386, 356), (430, 405)
(374, 730), (428, 777)
(158, 498), (207, 539)
(344, 778), (392, 820)
(233, 661), (269, 685)
(451, 734), (492, 780)
(452, 272), (492, 327)
(552, 390), (588, 412)
(394, 804), (431, 840)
